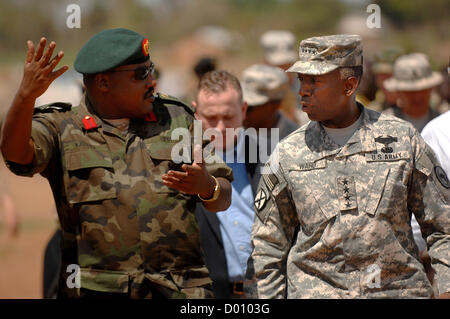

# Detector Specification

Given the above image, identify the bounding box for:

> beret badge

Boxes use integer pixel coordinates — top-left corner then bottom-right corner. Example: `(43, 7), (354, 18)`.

(142, 39), (150, 56)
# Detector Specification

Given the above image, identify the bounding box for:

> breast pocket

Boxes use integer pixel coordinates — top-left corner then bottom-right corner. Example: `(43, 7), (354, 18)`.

(288, 163), (339, 236)
(63, 147), (117, 204)
(363, 152), (410, 217)
(144, 139), (186, 195)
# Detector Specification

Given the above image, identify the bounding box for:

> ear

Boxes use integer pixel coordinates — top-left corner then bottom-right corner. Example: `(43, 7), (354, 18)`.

(192, 101), (201, 120)
(94, 73), (110, 92)
(344, 76), (359, 97)
(241, 101), (248, 122)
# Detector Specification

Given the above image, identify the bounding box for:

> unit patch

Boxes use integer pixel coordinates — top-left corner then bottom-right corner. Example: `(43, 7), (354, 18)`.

(254, 188), (268, 211)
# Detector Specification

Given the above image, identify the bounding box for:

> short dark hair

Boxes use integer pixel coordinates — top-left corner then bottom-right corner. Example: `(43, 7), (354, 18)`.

(197, 70), (243, 101)
(339, 66), (364, 85)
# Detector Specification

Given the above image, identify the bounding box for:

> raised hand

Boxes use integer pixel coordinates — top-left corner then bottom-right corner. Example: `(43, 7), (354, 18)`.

(19, 37), (68, 101)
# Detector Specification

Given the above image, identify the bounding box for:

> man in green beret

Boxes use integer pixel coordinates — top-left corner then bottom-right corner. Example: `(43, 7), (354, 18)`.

(0, 28), (233, 299)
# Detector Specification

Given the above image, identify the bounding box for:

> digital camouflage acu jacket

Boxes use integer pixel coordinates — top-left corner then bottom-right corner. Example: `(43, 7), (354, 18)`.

(250, 104), (450, 298)
(6, 93), (233, 298)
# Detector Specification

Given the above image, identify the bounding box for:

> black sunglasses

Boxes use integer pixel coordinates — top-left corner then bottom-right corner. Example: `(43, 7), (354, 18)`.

(108, 62), (155, 81)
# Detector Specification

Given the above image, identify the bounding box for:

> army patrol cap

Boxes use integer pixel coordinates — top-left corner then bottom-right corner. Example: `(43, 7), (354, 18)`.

(74, 28), (150, 74)
(260, 30), (297, 66)
(287, 34), (363, 75)
(384, 53), (443, 92)
(241, 64), (288, 106)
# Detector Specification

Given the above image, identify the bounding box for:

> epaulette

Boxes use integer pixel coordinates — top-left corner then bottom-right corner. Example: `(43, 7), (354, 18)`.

(33, 102), (72, 114)
(156, 93), (195, 115)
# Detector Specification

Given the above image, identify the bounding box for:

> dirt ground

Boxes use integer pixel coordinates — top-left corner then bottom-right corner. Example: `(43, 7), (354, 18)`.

(0, 163), (57, 299)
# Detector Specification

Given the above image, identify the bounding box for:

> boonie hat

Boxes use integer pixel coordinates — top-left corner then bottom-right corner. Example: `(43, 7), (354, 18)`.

(383, 53), (443, 92)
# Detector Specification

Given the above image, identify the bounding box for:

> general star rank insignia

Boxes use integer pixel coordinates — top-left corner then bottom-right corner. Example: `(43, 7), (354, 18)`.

(254, 189), (268, 211)
(375, 135), (398, 153)
(337, 176), (358, 211)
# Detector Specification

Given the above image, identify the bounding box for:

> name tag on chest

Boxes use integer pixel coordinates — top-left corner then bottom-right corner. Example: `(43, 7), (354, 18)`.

(297, 159), (327, 171)
(365, 151), (409, 162)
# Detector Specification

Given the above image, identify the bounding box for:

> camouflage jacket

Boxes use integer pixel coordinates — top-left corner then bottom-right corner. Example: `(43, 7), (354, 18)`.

(250, 104), (450, 298)
(5, 93), (233, 298)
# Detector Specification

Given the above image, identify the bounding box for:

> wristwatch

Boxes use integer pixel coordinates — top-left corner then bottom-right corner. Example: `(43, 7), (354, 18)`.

(198, 176), (220, 202)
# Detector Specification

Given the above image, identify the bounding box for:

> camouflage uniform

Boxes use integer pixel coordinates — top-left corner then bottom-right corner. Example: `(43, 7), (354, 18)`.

(250, 34), (450, 299)
(251, 106), (450, 298)
(5, 93), (233, 298)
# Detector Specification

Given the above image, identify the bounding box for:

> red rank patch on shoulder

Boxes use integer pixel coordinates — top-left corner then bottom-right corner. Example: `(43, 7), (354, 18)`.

(144, 111), (157, 122)
(142, 38), (150, 57)
(82, 115), (98, 130)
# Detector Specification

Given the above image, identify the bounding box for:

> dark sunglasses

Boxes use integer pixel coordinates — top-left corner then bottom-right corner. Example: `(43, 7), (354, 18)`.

(108, 62), (155, 81)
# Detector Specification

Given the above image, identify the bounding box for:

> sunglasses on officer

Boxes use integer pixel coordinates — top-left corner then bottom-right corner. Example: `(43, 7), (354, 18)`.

(108, 62), (155, 81)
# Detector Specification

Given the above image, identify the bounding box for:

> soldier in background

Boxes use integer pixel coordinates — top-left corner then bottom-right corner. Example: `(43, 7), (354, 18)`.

(260, 30), (308, 126)
(383, 53), (443, 133)
(249, 34), (450, 298)
(0, 28), (233, 299)
(367, 48), (403, 112)
(241, 64), (299, 155)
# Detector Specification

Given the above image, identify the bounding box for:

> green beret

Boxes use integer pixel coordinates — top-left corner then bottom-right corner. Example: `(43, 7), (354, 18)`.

(74, 28), (150, 74)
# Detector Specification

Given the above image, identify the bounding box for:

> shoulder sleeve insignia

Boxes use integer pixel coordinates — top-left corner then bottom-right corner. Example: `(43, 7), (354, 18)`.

(435, 166), (450, 189)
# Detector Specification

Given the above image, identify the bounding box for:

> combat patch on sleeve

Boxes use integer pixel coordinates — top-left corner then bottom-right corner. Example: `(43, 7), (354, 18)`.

(254, 188), (268, 212)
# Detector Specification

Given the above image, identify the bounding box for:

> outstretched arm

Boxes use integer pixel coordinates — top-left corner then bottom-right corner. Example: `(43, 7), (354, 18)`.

(0, 38), (68, 164)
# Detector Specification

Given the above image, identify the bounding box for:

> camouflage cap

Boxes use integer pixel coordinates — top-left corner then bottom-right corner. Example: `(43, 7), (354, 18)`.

(287, 34), (363, 75)
(74, 28), (150, 74)
(384, 53), (443, 92)
(241, 64), (288, 106)
(260, 30), (297, 66)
